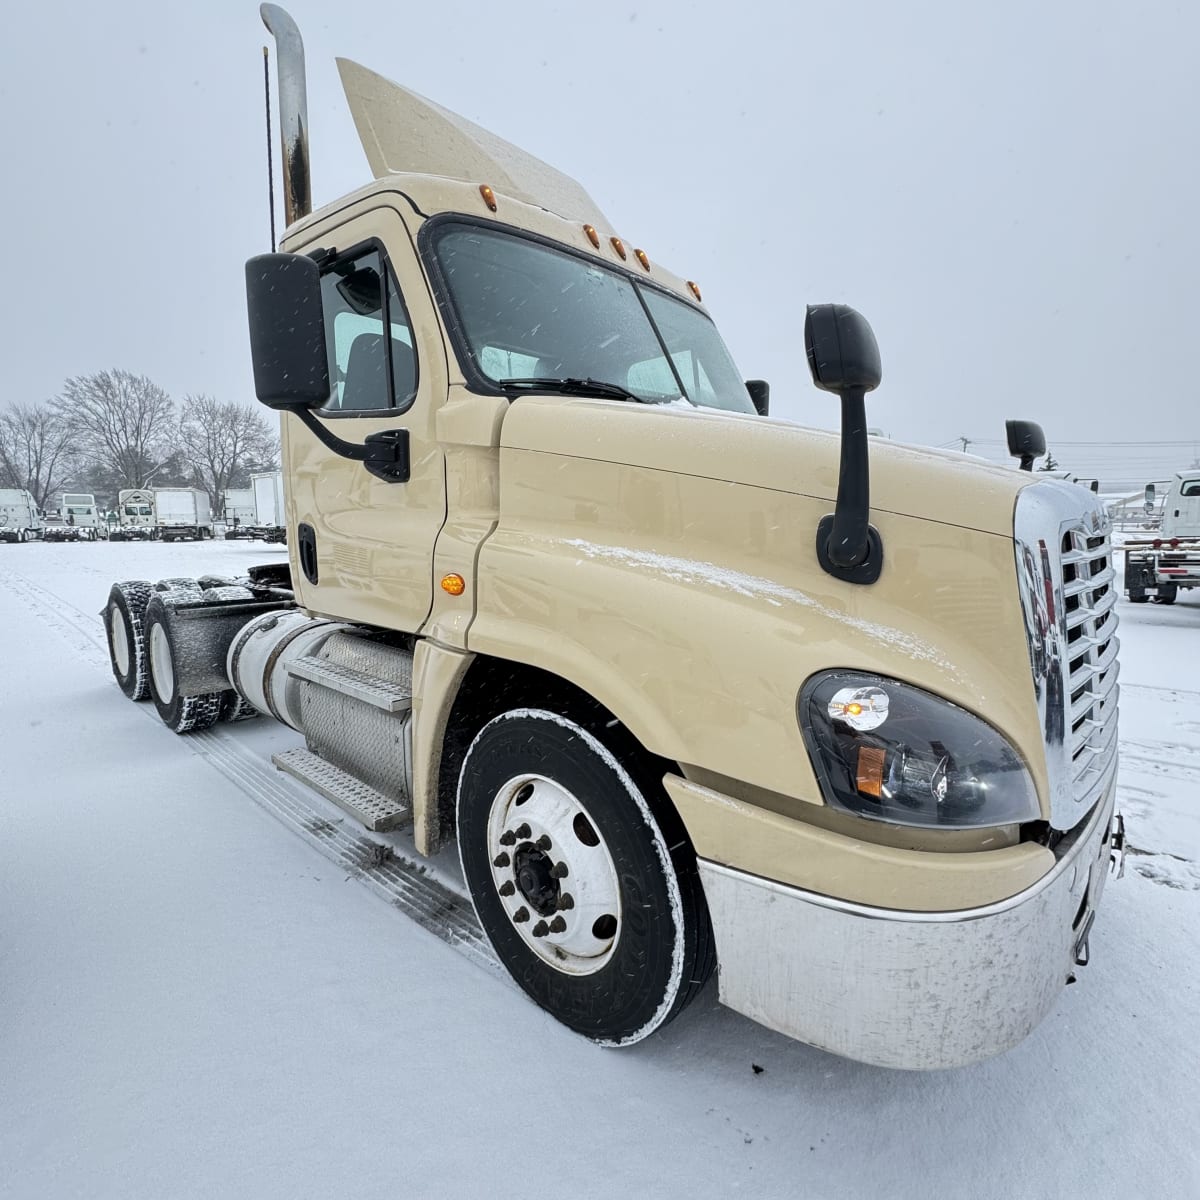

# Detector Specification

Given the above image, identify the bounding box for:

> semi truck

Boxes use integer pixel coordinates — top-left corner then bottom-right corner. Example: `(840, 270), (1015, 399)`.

(152, 488), (213, 542)
(1124, 472), (1200, 604)
(99, 5), (1124, 1070)
(0, 489), (42, 543)
(54, 492), (103, 540)
(109, 489), (157, 541)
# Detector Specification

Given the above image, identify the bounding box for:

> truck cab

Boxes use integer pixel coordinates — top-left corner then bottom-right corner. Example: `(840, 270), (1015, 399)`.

(101, 6), (1125, 1070)
(1125, 472), (1200, 603)
(109, 489), (156, 541)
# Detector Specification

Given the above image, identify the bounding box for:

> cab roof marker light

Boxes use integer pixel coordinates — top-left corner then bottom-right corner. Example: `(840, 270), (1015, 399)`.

(583, 224), (601, 249)
(610, 236), (627, 260)
(687, 280), (702, 302)
(634, 248), (651, 271)
(479, 184), (497, 212)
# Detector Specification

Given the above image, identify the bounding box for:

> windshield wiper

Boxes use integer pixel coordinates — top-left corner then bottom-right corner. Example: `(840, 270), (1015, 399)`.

(496, 377), (640, 403)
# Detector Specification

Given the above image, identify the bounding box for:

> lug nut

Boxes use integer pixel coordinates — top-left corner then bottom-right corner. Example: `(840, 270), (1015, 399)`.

(493, 852), (510, 868)
(498, 881), (515, 897)
(514, 823), (531, 839)
(557, 893), (575, 910)
(550, 862), (569, 879)
(531, 920), (549, 938)
(548, 916), (567, 934)
(536, 835), (552, 851)
(513, 906), (530, 923)
(499, 831), (516, 846)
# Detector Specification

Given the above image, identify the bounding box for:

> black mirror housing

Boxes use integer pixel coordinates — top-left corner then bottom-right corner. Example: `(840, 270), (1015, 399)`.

(245, 253), (330, 410)
(746, 380), (770, 417)
(804, 304), (882, 395)
(1005, 419), (1046, 471)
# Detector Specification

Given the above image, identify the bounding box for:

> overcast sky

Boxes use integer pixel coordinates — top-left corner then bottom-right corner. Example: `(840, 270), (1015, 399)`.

(2, 0), (1196, 478)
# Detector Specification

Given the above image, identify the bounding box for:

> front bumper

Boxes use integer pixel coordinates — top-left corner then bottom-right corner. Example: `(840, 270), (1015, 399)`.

(699, 781), (1119, 1070)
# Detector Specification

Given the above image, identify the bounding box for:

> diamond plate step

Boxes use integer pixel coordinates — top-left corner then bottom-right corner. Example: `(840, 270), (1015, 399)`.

(273, 747), (411, 831)
(287, 654), (412, 712)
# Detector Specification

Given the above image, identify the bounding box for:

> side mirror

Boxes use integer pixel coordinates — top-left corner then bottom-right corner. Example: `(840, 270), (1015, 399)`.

(245, 253), (330, 410)
(745, 380), (770, 417)
(804, 304), (883, 584)
(1145, 483), (1156, 506)
(1005, 419), (1046, 472)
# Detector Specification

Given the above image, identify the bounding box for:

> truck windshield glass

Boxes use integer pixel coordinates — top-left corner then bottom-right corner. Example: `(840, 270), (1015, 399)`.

(429, 223), (754, 414)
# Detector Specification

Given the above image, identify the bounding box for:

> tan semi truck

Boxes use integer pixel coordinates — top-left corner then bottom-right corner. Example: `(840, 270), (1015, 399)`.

(100, 5), (1124, 1069)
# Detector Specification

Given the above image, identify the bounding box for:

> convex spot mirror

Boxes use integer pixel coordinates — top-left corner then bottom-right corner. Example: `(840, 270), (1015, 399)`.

(804, 304), (882, 395)
(245, 252), (330, 411)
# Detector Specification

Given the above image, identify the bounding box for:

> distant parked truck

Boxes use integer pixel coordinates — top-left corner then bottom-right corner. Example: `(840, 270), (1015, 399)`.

(250, 470), (287, 543)
(153, 488), (213, 541)
(1124, 473), (1200, 605)
(0, 488), (43, 543)
(222, 487), (257, 539)
(55, 493), (103, 541)
(109, 489), (157, 541)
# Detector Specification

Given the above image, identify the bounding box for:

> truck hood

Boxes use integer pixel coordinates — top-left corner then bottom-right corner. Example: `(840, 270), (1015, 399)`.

(501, 397), (1027, 537)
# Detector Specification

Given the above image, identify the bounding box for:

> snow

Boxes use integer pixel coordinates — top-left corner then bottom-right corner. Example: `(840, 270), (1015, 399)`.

(1, 540), (1198, 1198)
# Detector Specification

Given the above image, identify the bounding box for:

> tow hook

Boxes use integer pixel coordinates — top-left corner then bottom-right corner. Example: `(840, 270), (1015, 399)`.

(1110, 812), (1127, 879)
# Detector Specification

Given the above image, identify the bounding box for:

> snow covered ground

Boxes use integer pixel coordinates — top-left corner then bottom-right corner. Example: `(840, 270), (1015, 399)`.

(1, 540), (1197, 1199)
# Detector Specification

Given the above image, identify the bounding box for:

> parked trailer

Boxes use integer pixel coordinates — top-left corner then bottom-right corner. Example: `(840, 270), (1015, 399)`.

(109, 489), (157, 542)
(0, 489), (43, 543)
(1124, 473), (1200, 604)
(153, 488), (213, 541)
(222, 487), (257, 539)
(101, 6), (1125, 1071)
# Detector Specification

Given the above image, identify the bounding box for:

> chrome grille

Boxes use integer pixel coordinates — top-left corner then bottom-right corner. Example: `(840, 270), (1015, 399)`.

(1014, 483), (1120, 830)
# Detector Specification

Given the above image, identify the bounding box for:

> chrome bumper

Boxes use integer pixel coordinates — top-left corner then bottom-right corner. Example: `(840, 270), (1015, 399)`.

(699, 783), (1119, 1070)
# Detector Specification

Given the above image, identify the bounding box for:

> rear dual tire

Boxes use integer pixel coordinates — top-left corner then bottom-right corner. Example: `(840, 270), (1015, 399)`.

(144, 594), (224, 733)
(103, 581), (154, 700)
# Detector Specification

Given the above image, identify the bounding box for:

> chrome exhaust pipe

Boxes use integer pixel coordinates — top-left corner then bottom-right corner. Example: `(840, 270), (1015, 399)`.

(260, 4), (311, 226)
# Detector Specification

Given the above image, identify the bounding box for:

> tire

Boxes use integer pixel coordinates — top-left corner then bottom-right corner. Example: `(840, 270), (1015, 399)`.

(1128, 590), (1149, 603)
(143, 594), (224, 733)
(457, 709), (714, 1046)
(219, 691), (260, 722)
(1154, 585), (1178, 605)
(103, 580), (154, 700)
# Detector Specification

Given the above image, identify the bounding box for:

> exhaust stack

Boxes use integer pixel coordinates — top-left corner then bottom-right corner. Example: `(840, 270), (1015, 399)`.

(261, 4), (311, 226)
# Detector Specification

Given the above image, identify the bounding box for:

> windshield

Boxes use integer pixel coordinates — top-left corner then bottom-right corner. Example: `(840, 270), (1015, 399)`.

(428, 222), (754, 414)
(124, 505), (152, 516)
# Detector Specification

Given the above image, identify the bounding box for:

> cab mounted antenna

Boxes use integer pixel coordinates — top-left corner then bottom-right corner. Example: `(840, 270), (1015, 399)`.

(260, 4), (312, 228)
(262, 45), (277, 251)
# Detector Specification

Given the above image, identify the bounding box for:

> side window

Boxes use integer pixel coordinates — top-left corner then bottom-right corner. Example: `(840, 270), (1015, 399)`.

(319, 246), (417, 413)
(1181, 480), (1200, 497)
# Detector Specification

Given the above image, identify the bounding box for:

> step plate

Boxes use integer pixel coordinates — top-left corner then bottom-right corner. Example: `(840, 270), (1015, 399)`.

(287, 655), (412, 712)
(273, 747), (411, 832)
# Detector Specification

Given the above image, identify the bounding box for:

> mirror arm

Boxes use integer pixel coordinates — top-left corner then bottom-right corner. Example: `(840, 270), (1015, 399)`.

(291, 409), (411, 483)
(817, 388), (884, 584)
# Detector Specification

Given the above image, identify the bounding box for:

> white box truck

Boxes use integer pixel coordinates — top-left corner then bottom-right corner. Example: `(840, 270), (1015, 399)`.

(250, 470), (286, 543)
(152, 488), (212, 541)
(0, 489), (43, 543)
(222, 487), (257, 539)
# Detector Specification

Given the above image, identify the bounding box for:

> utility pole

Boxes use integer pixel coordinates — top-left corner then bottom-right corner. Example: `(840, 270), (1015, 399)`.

(958, 436), (971, 453)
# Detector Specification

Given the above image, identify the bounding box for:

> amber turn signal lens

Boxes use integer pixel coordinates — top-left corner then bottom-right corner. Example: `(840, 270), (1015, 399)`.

(441, 574), (466, 596)
(583, 223), (601, 249)
(610, 236), (627, 260)
(634, 248), (650, 271)
(856, 745), (886, 798)
(687, 280), (702, 301)
(479, 184), (497, 212)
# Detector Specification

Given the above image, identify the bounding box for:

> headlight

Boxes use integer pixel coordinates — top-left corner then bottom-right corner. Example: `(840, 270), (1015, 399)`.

(799, 671), (1040, 829)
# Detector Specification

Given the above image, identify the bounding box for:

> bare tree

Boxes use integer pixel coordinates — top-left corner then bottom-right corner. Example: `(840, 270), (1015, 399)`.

(177, 394), (278, 507)
(0, 401), (78, 510)
(57, 369), (176, 487)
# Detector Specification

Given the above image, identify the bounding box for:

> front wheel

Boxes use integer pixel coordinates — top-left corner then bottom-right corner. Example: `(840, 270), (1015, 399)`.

(457, 709), (714, 1046)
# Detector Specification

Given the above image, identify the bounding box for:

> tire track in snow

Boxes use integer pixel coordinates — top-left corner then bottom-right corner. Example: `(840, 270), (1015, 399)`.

(0, 559), (500, 976)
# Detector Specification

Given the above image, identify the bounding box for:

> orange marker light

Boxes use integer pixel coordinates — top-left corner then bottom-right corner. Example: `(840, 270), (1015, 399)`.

(610, 236), (627, 260)
(479, 184), (498, 212)
(634, 248), (651, 271)
(441, 574), (466, 596)
(846, 702), (864, 717)
(583, 223), (601, 249)
(687, 280), (703, 302)
(856, 746), (886, 798)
